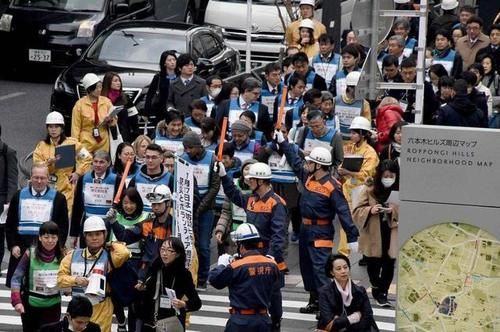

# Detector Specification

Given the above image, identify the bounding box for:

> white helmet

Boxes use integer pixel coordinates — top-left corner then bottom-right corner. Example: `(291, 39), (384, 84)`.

(230, 223), (260, 243)
(441, 0), (458, 10)
(349, 116), (372, 132)
(45, 111), (65, 125)
(146, 184), (172, 204)
(81, 73), (100, 90)
(83, 216), (107, 233)
(345, 71), (361, 86)
(305, 147), (332, 166)
(299, 18), (315, 31)
(245, 162), (272, 180)
(299, 0), (315, 7)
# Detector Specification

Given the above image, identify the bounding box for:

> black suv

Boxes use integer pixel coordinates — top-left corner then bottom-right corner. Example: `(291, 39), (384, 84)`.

(0, 0), (209, 71)
(50, 20), (240, 127)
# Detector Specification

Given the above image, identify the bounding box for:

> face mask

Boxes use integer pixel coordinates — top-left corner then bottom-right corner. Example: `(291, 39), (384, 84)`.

(210, 88), (221, 98)
(381, 177), (395, 188)
(424, 58), (432, 69)
(392, 142), (401, 153)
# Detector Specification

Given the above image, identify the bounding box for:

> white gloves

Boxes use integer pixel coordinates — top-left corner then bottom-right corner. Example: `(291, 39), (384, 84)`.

(348, 241), (359, 254)
(347, 311), (362, 324)
(214, 161), (226, 177)
(105, 208), (117, 223)
(274, 129), (285, 144)
(217, 253), (233, 267)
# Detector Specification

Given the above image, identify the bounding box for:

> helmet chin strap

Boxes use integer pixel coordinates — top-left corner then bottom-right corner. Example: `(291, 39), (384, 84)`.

(310, 163), (321, 177)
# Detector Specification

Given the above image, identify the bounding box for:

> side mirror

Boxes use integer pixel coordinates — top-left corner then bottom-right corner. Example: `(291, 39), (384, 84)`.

(115, 3), (129, 16)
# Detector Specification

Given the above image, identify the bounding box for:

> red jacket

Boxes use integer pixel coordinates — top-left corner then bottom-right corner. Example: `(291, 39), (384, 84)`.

(376, 104), (404, 152)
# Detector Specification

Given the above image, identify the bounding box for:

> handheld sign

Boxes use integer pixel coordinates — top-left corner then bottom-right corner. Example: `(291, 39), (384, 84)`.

(275, 86), (288, 129)
(217, 117), (228, 161)
(113, 159), (132, 205)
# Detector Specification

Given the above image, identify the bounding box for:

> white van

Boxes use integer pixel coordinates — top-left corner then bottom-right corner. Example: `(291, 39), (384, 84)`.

(204, 0), (354, 68)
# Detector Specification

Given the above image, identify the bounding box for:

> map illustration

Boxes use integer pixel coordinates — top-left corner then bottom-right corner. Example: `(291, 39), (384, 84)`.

(397, 222), (499, 331)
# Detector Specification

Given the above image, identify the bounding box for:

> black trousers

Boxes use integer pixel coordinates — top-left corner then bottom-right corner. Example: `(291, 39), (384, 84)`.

(366, 256), (395, 294)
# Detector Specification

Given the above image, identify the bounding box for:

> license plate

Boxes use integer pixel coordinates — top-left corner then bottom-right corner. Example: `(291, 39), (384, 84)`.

(28, 49), (51, 62)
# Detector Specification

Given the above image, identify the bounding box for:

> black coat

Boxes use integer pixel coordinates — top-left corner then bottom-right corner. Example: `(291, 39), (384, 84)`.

(318, 280), (377, 331)
(141, 259), (202, 329)
(0, 140), (18, 214)
(476, 45), (500, 75)
(167, 75), (207, 116)
(215, 98), (273, 138)
(144, 73), (172, 124)
(436, 95), (486, 128)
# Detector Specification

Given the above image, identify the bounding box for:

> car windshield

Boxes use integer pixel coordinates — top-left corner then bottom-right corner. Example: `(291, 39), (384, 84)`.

(13, 0), (104, 11)
(86, 27), (186, 66)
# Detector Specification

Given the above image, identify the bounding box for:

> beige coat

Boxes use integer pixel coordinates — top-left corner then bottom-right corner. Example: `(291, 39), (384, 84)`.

(352, 185), (399, 259)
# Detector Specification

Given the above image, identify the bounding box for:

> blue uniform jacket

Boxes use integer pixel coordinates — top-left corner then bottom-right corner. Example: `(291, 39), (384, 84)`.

(209, 250), (279, 310)
(221, 175), (287, 264)
(280, 141), (359, 243)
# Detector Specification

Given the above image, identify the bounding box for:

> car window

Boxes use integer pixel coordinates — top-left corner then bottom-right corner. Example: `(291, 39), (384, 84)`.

(13, 0), (105, 11)
(87, 28), (186, 66)
(191, 36), (204, 59)
(200, 33), (222, 58)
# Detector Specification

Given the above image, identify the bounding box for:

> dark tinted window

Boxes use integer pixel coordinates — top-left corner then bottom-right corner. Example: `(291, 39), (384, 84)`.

(200, 33), (222, 58)
(192, 36), (204, 59)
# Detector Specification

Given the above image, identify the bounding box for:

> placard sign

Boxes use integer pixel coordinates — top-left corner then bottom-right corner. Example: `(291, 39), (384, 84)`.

(397, 125), (500, 331)
(174, 158), (194, 269)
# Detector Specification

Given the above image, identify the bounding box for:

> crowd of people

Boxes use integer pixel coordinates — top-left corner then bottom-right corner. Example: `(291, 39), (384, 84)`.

(0, 0), (498, 331)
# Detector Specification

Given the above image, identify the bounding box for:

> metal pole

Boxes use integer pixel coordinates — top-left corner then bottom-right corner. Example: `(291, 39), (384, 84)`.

(414, 0), (427, 124)
(368, 0), (380, 100)
(245, 0), (252, 73)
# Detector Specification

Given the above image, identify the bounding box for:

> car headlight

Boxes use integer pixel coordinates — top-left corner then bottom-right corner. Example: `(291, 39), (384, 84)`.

(54, 74), (75, 94)
(77, 20), (96, 38)
(0, 14), (13, 32)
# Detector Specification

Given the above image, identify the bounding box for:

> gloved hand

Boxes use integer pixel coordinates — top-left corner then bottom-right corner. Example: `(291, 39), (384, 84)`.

(217, 253), (233, 266)
(348, 241), (359, 254)
(105, 208), (117, 223)
(274, 129), (285, 144)
(214, 161), (226, 177)
(266, 254), (275, 261)
(332, 316), (350, 330)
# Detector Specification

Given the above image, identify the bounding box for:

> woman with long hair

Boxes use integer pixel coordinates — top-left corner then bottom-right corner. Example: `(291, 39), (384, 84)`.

(352, 160), (399, 307)
(11, 221), (64, 331)
(101, 71), (138, 142)
(141, 237), (201, 331)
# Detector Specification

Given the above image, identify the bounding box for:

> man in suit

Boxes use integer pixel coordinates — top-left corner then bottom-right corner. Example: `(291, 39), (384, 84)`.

(215, 77), (273, 138)
(476, 24), (500, 74)
(167, 54), (207, 116)
(0, 123), (18, 277)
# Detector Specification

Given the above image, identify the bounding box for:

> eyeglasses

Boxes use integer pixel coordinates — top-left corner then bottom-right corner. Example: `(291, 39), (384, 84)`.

(122, 152), (135, 157)
(160, 248), (176, 254)
(145, 155), (160, 160)
(466, 26), (480, 31)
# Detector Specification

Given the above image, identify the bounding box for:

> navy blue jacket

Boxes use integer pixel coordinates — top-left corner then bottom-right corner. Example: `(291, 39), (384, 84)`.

(436, 95), (486, 128)
(209, 250), (279, 310)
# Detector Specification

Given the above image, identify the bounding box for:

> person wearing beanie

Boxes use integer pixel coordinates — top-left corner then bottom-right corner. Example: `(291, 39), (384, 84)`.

(436, 79), (486, 127)
(180, 131), (220, 290)
(229, 120), (260, 164)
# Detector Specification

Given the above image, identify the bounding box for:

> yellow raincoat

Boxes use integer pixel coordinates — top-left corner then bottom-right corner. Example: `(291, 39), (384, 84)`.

(71, 96), (116, 154)
(33, 137), (92, 211)
(57, 242), (129, 332)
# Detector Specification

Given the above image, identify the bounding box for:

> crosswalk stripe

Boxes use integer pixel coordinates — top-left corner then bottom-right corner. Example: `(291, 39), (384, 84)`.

(0, 275), (395, 331)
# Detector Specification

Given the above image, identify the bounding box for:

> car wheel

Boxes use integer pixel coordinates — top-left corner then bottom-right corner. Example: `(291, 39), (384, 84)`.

(184, 6), (195, 24)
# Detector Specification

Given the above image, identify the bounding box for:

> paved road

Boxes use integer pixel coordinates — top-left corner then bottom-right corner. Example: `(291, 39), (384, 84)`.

(0, 78), (397, 331)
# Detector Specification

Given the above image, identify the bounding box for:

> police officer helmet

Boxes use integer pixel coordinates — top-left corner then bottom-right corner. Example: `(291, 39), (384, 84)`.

(244, 162), (272, 180)
(146, 184), (172, 204)
(305, 147), (332, 166)
(230, 223), (261, 243)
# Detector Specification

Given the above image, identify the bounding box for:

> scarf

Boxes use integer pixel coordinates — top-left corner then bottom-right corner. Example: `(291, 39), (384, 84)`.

(392, 142), (401, 153)
(334, 278), (353, 307)
(108, 89), (121, 104)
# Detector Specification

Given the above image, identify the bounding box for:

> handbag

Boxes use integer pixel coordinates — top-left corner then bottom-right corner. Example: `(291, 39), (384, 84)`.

(153, 269), (184, 332)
